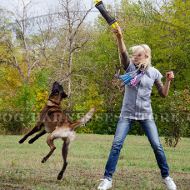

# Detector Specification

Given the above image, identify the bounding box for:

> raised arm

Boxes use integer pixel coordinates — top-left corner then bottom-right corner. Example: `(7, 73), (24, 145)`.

(154, 71), (174, 97)
(113, 26), (130, 70)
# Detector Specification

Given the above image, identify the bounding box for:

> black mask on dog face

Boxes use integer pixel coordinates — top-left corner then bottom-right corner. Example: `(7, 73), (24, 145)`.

(51, 81), (68, 99)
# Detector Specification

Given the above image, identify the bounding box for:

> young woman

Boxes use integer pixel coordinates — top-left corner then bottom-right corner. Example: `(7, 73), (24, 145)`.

(98, 26), (177, 190)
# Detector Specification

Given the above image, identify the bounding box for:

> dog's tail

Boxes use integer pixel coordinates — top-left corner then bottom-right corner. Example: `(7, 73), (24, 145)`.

(70, 108), (96, 130)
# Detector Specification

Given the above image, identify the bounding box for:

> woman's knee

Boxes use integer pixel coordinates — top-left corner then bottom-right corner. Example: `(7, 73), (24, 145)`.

(112, 139), (124, 151)
(151, 142), (163, 152)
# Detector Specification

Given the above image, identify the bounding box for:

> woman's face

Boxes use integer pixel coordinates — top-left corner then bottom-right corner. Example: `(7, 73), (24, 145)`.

(132, 49), (147, 65)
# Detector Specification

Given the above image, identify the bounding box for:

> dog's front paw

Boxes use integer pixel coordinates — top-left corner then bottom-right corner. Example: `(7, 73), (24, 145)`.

(28, 139), (34, 144)
(19, 138), (26, 144)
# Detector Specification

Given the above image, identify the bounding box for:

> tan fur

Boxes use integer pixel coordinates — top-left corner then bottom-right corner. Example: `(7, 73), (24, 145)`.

(19, 92), (95, 180)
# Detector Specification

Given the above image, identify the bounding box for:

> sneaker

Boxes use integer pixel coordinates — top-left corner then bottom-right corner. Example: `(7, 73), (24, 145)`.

(97, 178), (112, 190)
(163, 176), (177, 190)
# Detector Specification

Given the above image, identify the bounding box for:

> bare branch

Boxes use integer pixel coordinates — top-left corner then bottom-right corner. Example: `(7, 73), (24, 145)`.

(71, 38), (89, 53)
(71, 7), (92, 41)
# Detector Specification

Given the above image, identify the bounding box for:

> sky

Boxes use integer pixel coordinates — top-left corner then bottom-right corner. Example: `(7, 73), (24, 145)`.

(0, 0), (121, 23)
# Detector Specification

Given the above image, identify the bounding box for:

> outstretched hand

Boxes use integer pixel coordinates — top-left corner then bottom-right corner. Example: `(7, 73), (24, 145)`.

(112, 25), (123, 39)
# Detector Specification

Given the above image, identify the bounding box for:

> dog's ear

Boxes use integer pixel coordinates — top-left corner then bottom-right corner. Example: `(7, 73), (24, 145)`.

(53, 81), (59, 86)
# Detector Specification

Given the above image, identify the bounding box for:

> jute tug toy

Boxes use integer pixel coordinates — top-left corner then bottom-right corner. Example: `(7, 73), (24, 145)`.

(94, 0), (143, 87)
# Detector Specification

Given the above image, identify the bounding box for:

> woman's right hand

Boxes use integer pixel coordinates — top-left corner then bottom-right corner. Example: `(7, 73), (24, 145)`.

(112, 25), (123, 39)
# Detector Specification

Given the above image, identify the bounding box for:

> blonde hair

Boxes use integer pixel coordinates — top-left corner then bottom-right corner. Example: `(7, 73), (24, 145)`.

(130, 44), (152, 70)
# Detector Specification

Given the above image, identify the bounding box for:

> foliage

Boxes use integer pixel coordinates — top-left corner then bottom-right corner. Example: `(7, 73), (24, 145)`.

(0, 0), (189, 146)
(0, 69), (51, 134)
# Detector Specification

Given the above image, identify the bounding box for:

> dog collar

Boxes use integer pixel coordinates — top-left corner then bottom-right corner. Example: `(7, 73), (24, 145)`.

(47, 99), (60, 106)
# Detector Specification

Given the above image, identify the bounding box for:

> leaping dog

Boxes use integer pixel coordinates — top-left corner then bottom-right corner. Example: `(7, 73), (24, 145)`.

(19, 81), (95, 180)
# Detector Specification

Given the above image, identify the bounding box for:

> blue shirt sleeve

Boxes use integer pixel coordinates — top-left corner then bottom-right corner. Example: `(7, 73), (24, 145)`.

(154, 69), (163, 81)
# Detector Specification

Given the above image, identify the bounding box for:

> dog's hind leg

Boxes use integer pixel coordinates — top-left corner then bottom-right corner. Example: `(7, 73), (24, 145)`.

(28, 130), (46, 144)
(41, 134), (56, 163)
(57, 138), (70, 180)
(19, 123), (43, 144)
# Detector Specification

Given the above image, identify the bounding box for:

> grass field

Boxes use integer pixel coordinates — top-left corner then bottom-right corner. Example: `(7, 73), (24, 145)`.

(0, 134), (190, 190)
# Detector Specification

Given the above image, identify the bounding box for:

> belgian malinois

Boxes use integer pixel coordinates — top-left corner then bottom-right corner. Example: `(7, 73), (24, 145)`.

(19, 81), (95, 180)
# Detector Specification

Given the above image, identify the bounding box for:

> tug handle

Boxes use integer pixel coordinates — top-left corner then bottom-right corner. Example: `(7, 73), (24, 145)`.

(94, 0), (119, 29)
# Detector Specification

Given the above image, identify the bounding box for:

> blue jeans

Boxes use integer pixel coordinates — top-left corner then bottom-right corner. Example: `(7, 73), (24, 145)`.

(104, 117), (169, 180)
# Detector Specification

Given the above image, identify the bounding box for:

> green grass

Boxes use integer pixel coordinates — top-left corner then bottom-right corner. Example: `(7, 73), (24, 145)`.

(0, 134), (190, 190)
